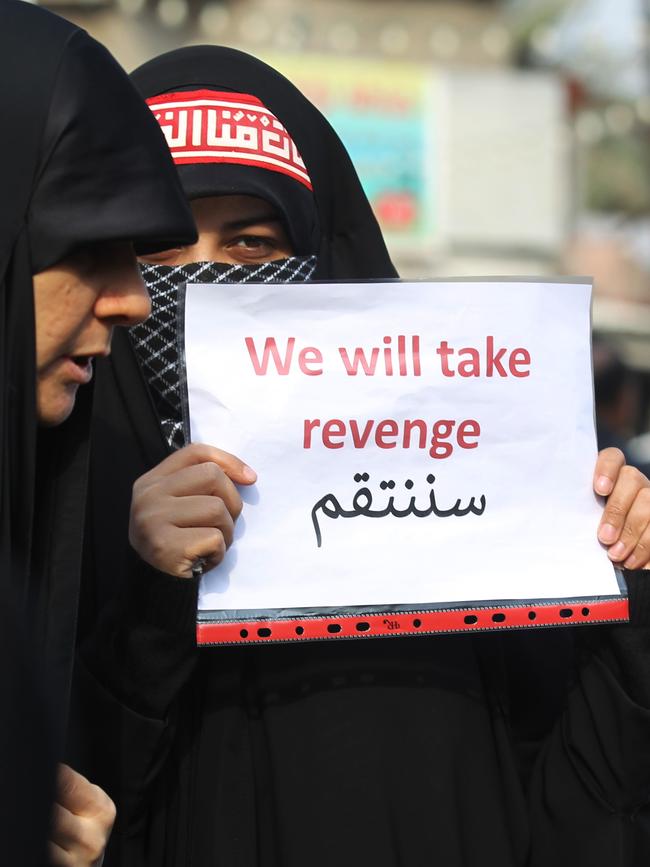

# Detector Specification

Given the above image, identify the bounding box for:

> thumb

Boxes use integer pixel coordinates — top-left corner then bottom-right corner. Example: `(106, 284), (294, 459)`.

(55, 764), (112, 819)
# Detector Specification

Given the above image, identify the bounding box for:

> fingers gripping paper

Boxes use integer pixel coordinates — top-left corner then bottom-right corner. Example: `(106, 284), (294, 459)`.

(183, 279), (625, 645)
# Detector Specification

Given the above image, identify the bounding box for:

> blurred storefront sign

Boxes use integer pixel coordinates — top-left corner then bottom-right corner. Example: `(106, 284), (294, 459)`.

(266, 54), (441, 260)
(267, 55), (571, 266)
(443, 69), (571, 255)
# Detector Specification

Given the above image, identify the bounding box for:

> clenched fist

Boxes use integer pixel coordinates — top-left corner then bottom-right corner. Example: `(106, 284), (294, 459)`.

(49, 764), (116, 867)
(129, 443), (257, 578)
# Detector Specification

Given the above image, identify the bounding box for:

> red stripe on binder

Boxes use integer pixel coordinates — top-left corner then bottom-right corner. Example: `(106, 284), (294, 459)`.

(197, 597), (629, 646)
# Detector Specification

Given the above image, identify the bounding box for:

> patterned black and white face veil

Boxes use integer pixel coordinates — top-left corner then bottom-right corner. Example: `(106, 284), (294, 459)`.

(131, 256), (318, 450)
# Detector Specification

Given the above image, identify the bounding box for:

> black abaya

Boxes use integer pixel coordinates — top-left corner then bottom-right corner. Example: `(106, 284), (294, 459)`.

(74, 46), (650, 867)
(0, 3), (194, 862)
(0, 0), (195, 723)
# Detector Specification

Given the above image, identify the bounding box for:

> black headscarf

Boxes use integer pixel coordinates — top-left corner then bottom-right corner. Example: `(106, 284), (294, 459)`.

(140, 81), (318, 255)
(0, 0), (196, 732)
(130, 46), (397, 277)
(83, 45), (397, 626)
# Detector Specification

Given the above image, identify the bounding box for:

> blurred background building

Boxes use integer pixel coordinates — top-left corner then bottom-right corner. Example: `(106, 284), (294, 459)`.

(34, 0), (650, 453)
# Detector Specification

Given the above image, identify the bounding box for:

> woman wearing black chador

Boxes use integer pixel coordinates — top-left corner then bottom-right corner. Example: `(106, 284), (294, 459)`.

(74, 45), (650, 867)
(0, 3), (194, 865)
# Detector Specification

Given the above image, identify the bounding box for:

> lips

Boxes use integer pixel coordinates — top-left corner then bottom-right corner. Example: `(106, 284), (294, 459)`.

(64, 354), (95, 385)
(71, 354), (93, 370)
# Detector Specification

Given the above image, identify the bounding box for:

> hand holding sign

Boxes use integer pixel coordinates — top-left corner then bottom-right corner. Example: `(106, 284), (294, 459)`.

(129, 443), (256, 578)
(594, 448), (650, 569)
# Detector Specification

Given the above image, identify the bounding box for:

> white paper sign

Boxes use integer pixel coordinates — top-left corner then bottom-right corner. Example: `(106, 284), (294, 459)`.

(184, 279), (620, 616)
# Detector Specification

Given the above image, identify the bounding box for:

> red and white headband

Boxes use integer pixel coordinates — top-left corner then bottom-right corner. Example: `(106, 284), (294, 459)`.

(147, 89), (312, 191)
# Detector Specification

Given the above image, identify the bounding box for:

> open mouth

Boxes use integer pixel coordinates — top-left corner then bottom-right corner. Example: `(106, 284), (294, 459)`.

(71, 354), (93, 369)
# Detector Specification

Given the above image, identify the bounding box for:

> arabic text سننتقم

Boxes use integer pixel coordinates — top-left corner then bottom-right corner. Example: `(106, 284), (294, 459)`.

(311, 472), (487, 548)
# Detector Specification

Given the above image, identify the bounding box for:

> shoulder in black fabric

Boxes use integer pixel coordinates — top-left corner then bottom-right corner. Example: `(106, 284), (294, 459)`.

(0, 0), (196, 740)
(130, 46), (398, 280)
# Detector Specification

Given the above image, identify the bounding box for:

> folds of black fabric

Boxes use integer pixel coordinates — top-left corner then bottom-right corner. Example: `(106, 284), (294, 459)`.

(0, 2), (196, 862)
(1, 0), (196, 727)
(0, 7), (80, 861)
(73, 44), (650, 867)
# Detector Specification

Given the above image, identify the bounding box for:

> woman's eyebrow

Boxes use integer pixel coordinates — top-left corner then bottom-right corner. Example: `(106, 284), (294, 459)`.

(223, 214), (283, 231)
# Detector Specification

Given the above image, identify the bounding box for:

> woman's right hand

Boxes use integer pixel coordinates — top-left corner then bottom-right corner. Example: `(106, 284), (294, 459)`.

(129, 443), (256, 578)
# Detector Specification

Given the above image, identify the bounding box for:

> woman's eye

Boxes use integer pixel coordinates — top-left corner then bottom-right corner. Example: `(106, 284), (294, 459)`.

(229, 235), (277, 257)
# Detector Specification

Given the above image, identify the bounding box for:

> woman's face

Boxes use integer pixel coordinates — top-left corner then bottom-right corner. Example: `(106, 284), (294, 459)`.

(138, 195), (294, 266)
(32, 242), (151, 426)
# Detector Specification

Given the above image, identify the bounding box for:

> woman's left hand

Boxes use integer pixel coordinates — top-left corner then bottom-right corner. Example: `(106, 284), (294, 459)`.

(595, 448), (650, 569)
(49, 764), (115, 867)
